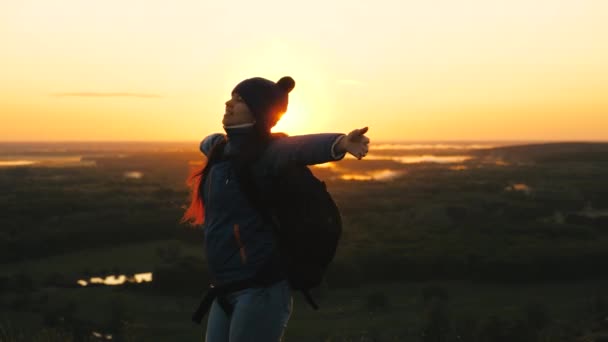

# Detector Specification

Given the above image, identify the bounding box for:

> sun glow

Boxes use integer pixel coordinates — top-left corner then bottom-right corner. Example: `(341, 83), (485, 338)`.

(227, 39), (336, 137)
(272, 100), (312, 136)
(1, 1), (607, 141)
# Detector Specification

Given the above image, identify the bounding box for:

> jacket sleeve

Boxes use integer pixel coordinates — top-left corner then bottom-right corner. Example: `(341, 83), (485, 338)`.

(199, 133), (225, 157)
(261, 133), (346, 173)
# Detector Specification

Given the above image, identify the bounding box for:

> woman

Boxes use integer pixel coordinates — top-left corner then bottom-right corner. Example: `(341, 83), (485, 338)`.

(183, 76), (370, 342)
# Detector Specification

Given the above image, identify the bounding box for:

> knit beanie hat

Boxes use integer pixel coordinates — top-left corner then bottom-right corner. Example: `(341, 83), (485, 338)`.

(231, 76), (295, 132)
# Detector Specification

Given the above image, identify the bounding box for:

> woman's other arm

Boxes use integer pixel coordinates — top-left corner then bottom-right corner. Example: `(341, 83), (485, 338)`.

(199, 133), (225, 158)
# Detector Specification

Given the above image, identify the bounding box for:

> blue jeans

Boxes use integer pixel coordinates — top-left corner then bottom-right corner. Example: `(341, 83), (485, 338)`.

(205, 280), (293, 342)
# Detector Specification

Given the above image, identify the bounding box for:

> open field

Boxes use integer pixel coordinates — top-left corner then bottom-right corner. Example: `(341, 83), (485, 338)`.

(2, 141), (608, 341)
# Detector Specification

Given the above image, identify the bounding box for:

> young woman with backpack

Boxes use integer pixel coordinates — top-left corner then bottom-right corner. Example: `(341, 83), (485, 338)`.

(183, 76), (370, 342)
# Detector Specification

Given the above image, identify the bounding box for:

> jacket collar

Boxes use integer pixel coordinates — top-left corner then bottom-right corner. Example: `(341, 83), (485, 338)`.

(222, 123), (256, 156)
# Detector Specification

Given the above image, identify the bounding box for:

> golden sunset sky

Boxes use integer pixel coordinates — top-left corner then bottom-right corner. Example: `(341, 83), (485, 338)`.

(1, 0), (607, 142)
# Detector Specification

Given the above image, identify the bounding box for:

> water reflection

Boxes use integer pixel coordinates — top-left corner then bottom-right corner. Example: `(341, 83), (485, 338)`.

(505, 183), (531, 194)
(0, 160), (38, 167)
(362, 154), (472, 164)
(340, 169), (404, 181)
(123, 171), (144, 179)
(372, 143), (496, 150)
(313, 162), (336, 169)
(92, 331), (113, 340)
(340, 174), (373, 181)
(0, 157), (95, 167)
(78, 272), (152, 287)
(449, 165), (469, 171)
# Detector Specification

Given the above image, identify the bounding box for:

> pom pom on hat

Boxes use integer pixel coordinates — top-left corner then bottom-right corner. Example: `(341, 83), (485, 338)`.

(277, 76), (295, 93)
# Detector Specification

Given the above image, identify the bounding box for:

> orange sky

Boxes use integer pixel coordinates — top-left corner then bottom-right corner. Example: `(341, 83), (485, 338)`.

(1, 0), (607, 142)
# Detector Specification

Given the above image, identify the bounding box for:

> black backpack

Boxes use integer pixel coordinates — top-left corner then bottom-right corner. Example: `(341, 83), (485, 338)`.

(192, 136), (342, 323)
(223, 135), (342, 309)
(256, 163), (342, 309)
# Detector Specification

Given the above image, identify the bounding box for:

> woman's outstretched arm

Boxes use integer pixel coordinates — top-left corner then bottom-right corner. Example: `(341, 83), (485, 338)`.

(262, 127), (370, 173)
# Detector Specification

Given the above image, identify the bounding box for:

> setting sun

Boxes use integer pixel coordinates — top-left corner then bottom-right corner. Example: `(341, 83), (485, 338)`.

(271, 95), (319, 136)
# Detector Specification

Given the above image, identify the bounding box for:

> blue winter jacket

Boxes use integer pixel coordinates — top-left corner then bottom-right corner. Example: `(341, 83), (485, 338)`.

(199, 125), (346, 285)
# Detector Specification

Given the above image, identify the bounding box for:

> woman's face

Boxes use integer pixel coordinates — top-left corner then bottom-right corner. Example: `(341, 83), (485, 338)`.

(223, 92), (255, 126)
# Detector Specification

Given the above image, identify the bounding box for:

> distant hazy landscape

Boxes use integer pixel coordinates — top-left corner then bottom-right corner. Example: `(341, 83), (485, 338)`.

(2, 140), (608, 341)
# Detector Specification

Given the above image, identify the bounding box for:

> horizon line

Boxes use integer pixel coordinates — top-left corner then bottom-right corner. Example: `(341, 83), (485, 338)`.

(1, 139), (608, 144)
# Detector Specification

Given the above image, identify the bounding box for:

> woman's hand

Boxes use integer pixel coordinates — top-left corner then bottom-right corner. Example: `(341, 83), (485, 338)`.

(337, 127), (370, 160)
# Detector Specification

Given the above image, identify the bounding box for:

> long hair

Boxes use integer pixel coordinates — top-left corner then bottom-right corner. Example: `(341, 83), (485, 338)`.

(181, 137), (227, 226)
(181, 126), (286, 227)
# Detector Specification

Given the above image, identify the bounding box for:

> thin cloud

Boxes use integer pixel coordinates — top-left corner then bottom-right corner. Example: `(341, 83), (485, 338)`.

(336, 79), (366, 87)
(51, 92), (162, 98)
